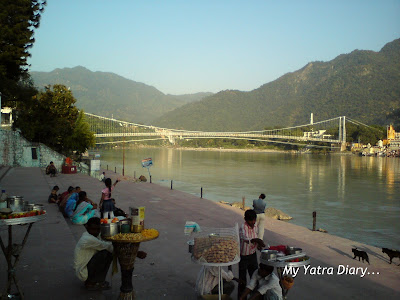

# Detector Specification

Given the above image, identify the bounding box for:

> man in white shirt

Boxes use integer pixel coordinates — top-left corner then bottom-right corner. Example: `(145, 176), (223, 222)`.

(74, 217), (114, 290)
(239, 263), (283, 300)
(195, 265), (239, 296)
(74, 217), (147, 291)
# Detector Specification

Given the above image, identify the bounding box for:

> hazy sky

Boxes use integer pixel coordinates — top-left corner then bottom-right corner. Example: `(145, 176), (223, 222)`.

(29, 0), (400, 95)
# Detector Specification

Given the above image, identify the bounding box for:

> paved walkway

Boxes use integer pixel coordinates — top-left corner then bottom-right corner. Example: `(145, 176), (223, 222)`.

(0, 167), (399, 300)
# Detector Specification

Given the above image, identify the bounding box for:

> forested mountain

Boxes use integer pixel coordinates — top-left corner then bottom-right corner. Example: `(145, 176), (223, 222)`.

(30, 66), (212, 124)
(154, 39), (400, 131)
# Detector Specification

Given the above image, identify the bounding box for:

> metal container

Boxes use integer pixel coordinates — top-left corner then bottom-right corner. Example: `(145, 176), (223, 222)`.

(33, 204), (44, 212)
(121, 224), (131, 233)
(25, 203), (35, 211)
(187, 240), (194, 253)
(7, 196), (25, 212)
(287, 247), (302, 255)
(209, 233), (220, 238)
(101, 222), (119, 237)
(131, 224), (143, 233)
(261, 250), (278, 261)
(118, 218), (131, 232)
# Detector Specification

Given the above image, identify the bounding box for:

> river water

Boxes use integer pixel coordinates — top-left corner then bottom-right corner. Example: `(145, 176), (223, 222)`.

(97, 147), (400, 249)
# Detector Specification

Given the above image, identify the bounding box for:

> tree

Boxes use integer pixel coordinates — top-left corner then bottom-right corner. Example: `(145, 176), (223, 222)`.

(0, 0), (46, 102)
(14, 84), (95, 155)
(65, 110), (96, 155)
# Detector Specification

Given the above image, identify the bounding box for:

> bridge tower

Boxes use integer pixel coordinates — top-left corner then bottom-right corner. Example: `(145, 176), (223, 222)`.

(339, 116), (346, 151)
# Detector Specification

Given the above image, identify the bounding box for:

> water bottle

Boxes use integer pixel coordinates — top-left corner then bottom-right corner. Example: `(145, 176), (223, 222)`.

(0, 190), (7, 209)
(0, 190), (7, 201)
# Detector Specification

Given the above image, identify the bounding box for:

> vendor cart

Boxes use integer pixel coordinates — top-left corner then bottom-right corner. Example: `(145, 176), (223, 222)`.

(0, 213), (47, 300)
(261, 251), (310, 300)
(190, 224), (240, 300)
(103, 232), (158, 300)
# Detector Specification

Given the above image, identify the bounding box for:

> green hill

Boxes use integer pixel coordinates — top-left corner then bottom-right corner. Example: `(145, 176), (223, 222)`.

(30, 66), (212, 124)
(154, 39), (400, 131)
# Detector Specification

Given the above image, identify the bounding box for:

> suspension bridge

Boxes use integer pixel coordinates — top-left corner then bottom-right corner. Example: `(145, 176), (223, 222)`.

(84, 112), (373, 150)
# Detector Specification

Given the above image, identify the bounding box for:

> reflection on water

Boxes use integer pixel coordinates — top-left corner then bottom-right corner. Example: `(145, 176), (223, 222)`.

(99, 148), (400, 248)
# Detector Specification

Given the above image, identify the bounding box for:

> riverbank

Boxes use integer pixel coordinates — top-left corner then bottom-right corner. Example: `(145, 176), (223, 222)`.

(0, 167), (399, 299)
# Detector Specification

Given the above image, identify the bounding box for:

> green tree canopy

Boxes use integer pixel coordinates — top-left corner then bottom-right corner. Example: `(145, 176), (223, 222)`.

(0, 0), (46, 102)
(14, 84), (95, 155)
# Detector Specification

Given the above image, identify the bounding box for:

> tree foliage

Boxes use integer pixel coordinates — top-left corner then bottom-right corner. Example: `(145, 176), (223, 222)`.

(14, 84), (95, 155)
(0, 0), (46, 101)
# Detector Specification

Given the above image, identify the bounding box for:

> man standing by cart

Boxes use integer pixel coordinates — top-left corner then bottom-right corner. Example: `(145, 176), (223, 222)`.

(238, 209), (265, 297)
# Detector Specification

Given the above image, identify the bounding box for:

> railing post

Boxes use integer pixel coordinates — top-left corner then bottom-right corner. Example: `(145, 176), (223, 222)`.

(242, 197), (245, 210)
(312, 211), (317, 231)
(171, 180), (173, 190)
(150, 175), (152, 183)
(115, 166), (116, 173)
(201, 187), (203, 198)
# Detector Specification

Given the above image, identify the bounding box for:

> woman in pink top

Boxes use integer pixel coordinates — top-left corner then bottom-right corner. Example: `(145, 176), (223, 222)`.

(99, 178), (119, 219)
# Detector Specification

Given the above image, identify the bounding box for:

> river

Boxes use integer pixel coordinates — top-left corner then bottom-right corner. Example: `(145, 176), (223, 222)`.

(97, 147), (400, 249)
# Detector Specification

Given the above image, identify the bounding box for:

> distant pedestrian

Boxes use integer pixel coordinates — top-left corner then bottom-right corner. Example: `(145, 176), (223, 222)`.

(253, 193), (267, 240)
(99, 172), (106, 182)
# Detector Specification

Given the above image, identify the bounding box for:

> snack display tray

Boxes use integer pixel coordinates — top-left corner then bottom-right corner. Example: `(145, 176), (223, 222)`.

(261, 254), (311, 268)
(0, 213), (47, 226)
(191, 255), (240, 267)
(103, 233), (159, 244)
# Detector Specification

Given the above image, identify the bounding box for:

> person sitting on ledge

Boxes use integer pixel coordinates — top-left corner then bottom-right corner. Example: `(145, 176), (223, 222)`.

(64, 190), (79, 218)
(58, 186), (74, 208)
(46, 161), (57, 177)
(48, 185), (60, 204)
(74, 217), (147, 291)
(70, 191), (99, 225)
(195, 265), (240, 297)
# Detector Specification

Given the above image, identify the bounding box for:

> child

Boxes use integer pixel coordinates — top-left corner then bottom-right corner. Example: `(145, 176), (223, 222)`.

(48, 185), (60, 203)
(238, 209), (265, 297)
(99, 178), (119, 219)
(239, 264), (282, 300)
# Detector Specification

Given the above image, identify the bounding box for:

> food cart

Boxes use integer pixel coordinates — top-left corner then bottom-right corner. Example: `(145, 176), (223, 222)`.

(0, 212), (47, 299)
(103, 230), (159, 300)
(260, 246), (311, 300)
(189, 224), (240, 300)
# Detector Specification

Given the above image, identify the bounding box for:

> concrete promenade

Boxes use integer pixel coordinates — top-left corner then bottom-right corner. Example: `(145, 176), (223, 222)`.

(0, 167), (399, 300)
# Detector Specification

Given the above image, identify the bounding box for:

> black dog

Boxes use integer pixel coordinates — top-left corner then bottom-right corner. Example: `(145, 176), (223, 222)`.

(352, 248), (370, 264)
(382, 248), (400, 264)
